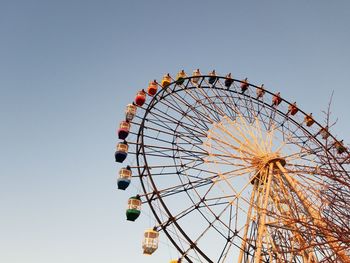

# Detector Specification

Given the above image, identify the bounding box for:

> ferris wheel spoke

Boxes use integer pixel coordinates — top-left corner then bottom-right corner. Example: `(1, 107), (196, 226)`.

(164, 86), (219, 125)
(136, 151), (202, 162)
(147, 104), (208, 137)
(183, 85), (230, 122)
(157, 94), (212, 132)
(190, 90), (247, 125)
(183, 176), (248, 245)
(129, 130), (176, 146)
(205, 83), (240, 121)
(213, 127), (260, 157)
(192, 86), (228, 120)
(157, 89), (211, 130)
(256, 101), (280, 133)
(191, 202), (238, 248)
(141, 117), (206, 145)
(151, 179), (214, 201)
(136, 142), (208, 157)
(154, 199), (207, 226)
(207, 136), (256, 160)
(232, 94), (254, 125)
(236, 114), (274, 154)
(208, 121), (262, 157)
(235, 90), (258, 124)
(132, 117), (184, 138)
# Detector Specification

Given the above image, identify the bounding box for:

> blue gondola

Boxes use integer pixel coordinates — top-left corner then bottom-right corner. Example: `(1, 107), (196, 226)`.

(115, 141), (128, 163)
(117, 166), (132, 190)
(117, 178), (130, 190)
(208, 70), (217, 84)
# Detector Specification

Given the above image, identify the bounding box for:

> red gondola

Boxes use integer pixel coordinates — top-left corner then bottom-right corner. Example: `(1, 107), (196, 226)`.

(288, 102), (298, 115)
(135, 90), (146, 107)
(272, 92), (282, 106)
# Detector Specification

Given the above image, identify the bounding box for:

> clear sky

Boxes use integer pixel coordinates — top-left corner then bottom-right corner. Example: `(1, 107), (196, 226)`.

(1, 0), (350, 262)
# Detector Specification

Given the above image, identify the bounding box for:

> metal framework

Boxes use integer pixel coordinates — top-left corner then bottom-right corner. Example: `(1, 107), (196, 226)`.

(118, 72), (350, 262)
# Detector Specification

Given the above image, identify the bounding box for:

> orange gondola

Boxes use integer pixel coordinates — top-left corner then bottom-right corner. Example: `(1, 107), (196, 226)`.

(305, 113), (314, 127)
(147, 80), (158, 96)
(161, 73), (172, 87)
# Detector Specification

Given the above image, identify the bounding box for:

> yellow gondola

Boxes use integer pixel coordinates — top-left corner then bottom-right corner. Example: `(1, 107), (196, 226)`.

(176, 70), (186, 85)
(125, 103), (137, 121)
(305, 113), (314, 127)
(161, 73), (172, 87)
(191, 69), (201, 84)
(142, 228), (159, 255)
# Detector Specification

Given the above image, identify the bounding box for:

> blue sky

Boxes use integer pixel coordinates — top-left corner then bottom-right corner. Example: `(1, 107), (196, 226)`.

(0, 0), (349, 262)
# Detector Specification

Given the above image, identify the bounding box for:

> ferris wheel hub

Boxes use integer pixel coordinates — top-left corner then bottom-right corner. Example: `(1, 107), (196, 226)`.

(251, 154), (286, 170)
(250, 154), (286, 185)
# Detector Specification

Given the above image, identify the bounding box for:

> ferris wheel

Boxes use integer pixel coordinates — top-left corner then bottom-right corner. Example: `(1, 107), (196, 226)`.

(115, 69), (350, 263)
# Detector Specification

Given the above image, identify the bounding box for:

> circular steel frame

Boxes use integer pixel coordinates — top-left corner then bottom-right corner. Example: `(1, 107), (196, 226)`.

(131, 74), (349, 262)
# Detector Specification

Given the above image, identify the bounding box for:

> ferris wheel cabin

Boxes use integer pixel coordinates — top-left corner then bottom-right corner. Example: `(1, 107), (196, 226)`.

(117, 166), (132, 190)
(305, 113), (315, 127)
(117, 120), (130, 140)
(175, 70), (186, 85)
(240, 78), (249, 93)
(147, 80), (158, 96)
(191, 69), (201, 84)
(224, 73), (233, 88)
(126, 195), (141, 221)
(135, 90), (146, 107)
(208, 70), (217, 84)
(115, 141), (128, 163)
(142, 229), (159, 255)
(288, 102), (299, 115)
(125, 103), (137, 122)
(161, 73), (171, 87)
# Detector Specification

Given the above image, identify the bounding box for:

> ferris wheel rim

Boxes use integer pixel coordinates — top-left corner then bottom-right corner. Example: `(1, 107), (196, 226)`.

(129, 73), (349, 262)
